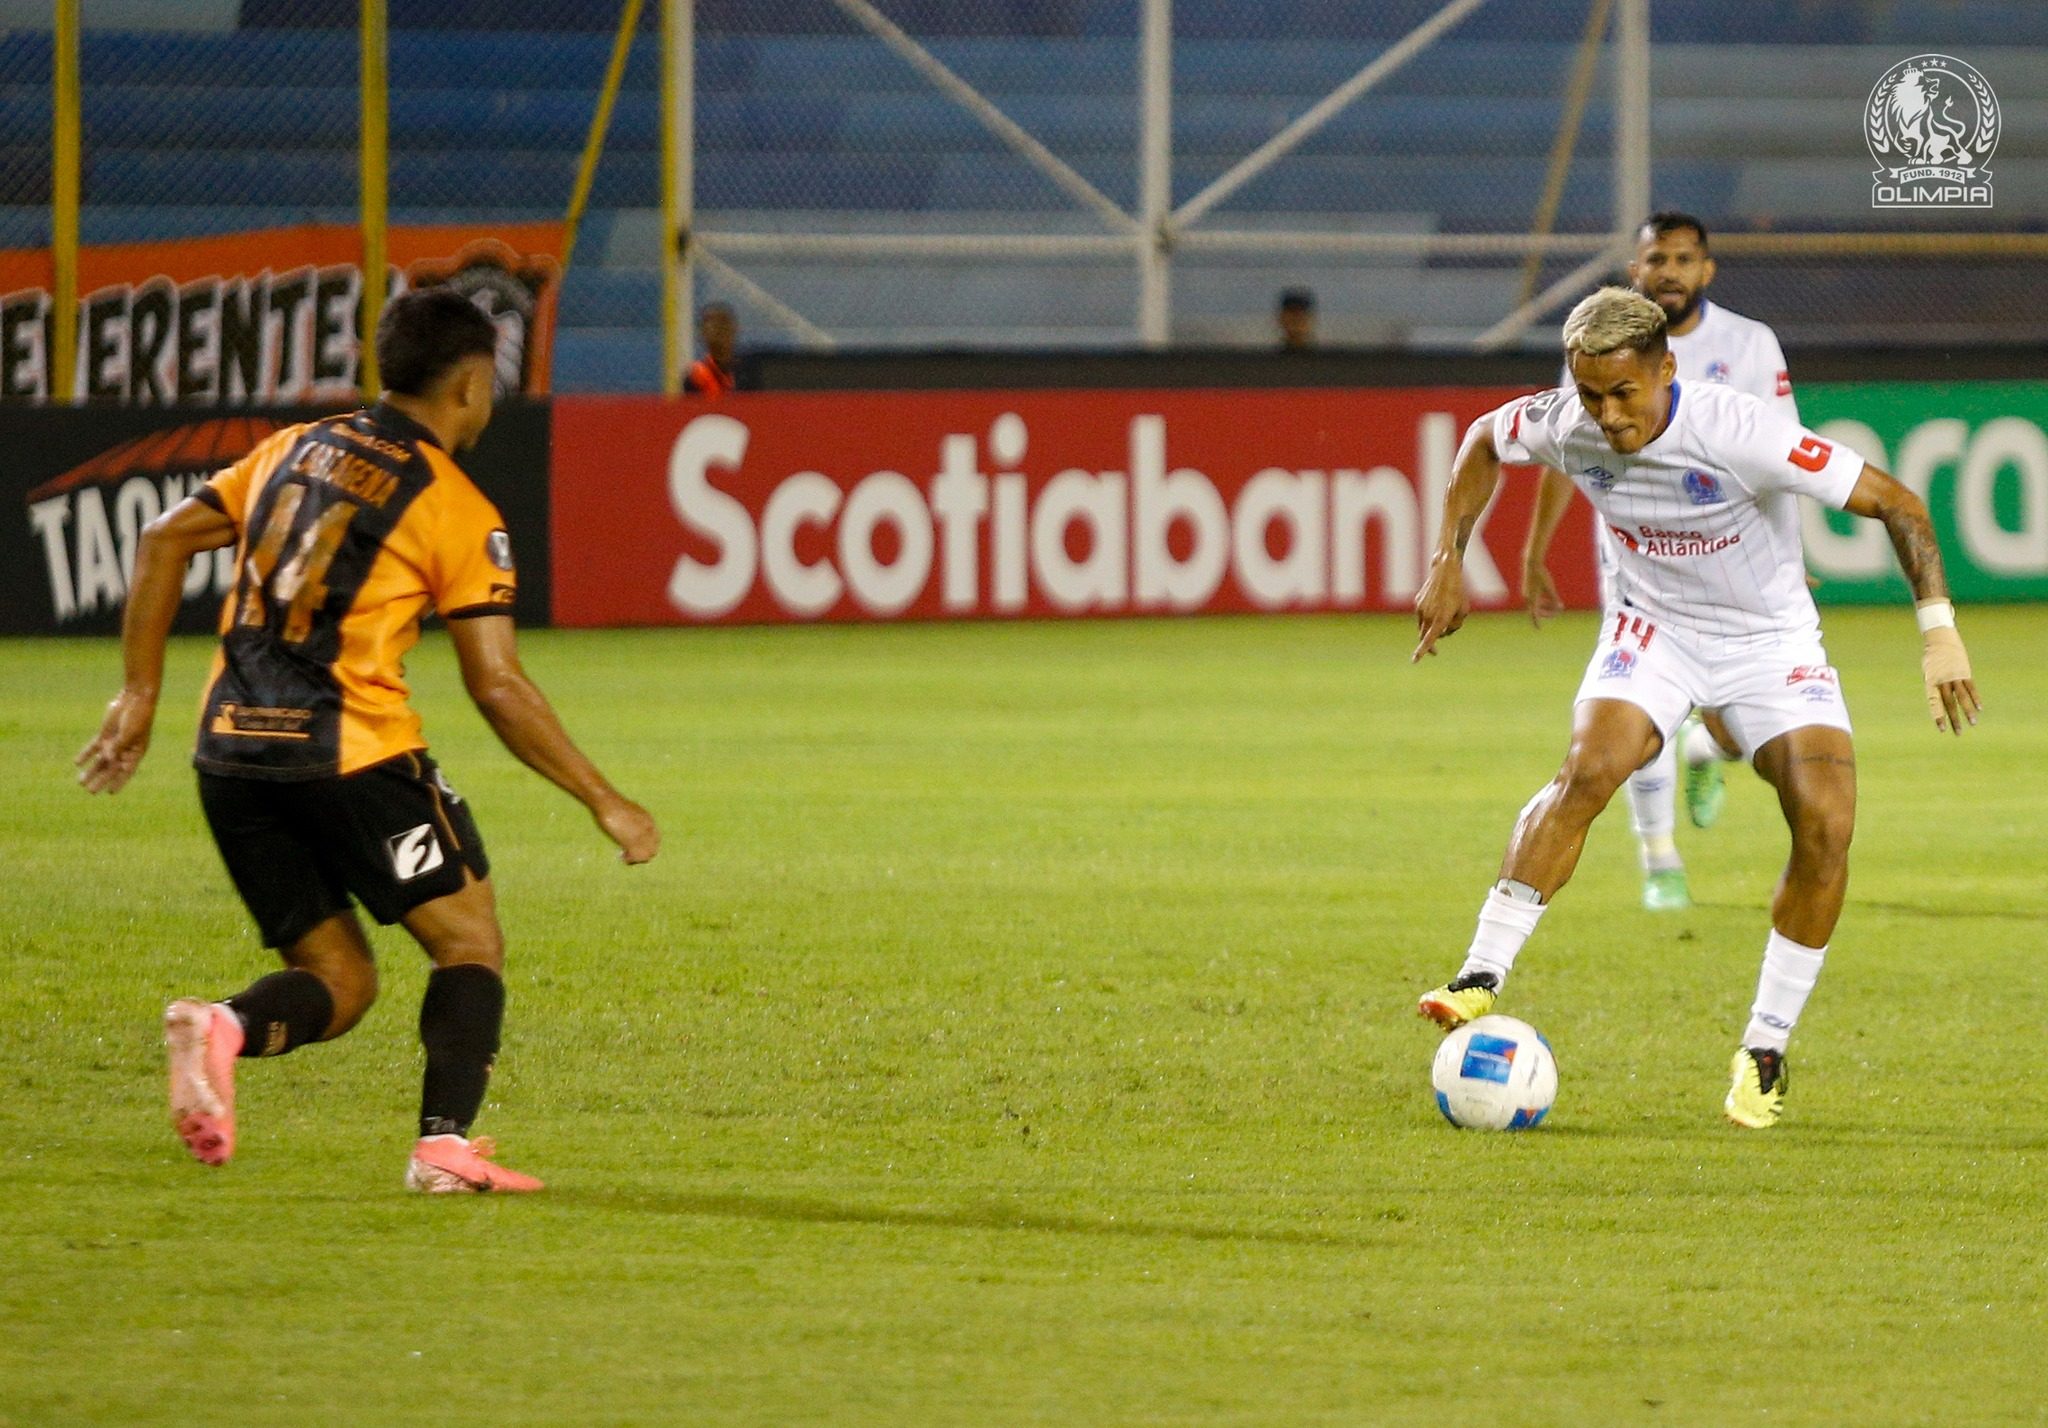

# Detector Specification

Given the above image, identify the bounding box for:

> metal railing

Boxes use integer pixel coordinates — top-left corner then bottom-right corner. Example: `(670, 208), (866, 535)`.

(684, 0), (1652, 354)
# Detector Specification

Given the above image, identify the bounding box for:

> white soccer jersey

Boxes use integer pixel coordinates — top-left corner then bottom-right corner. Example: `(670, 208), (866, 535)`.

(1493, 381), (1865, 657)
(1674, 300), (1798, 418)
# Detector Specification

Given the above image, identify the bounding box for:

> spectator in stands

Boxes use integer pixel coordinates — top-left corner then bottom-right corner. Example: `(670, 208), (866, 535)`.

(1277, 288), (1317, 352)
(685, 303), (738, 397)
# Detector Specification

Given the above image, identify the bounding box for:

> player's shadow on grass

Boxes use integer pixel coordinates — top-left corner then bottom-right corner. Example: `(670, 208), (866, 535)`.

(1668, 898), (2039, 924)
(1853, 899), (2042, 924)
(1781, 1123), (2048, 1153)
(570, 1187), (1378, 1249)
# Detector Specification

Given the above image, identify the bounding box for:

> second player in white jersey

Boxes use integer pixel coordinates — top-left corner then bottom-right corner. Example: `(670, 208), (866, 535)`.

(1496, 379), (1860, 659)
(1662, 298), (1795, 415)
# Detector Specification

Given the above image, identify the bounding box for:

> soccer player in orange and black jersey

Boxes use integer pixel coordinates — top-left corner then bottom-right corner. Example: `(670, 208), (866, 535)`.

(78, 289), (659, 1193)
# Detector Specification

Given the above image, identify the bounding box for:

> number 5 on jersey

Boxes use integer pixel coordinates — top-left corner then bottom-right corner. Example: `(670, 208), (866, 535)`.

(1788, 436), (1834, 473)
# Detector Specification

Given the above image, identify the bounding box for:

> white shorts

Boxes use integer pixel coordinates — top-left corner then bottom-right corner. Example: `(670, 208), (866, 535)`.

(1574, 610), (1854, 761)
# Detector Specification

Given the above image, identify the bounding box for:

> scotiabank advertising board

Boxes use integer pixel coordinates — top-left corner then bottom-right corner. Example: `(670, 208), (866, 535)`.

(552, 389), (1594, 626)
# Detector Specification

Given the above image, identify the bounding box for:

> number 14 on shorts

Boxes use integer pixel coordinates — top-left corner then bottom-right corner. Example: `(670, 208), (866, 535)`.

(1611, 612), (1657, 651)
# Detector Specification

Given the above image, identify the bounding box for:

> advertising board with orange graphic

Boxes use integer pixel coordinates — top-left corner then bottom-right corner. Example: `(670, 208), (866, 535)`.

(0, 224), (561, 406)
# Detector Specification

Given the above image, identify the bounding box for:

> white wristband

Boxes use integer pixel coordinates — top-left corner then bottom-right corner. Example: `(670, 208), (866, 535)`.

(1915, 599), (1956, 633)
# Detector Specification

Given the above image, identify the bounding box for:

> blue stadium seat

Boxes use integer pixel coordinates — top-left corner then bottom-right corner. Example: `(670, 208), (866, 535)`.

(0, 146), (49, 207)
(552, 327), (664, 393)
(557, 267), (663, 330)
(0, 205), (45, 246)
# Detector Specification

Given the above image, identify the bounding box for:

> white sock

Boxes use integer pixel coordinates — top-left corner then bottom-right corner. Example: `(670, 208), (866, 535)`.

(1684, 720), (1736, 767)
(1458, 883), (1547, 985)
(1628, 739), (1681, 871)
(1743, 930), (1827, 1052)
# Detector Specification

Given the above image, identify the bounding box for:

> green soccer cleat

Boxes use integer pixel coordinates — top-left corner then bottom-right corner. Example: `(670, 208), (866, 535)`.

(1725, 1046), (1788, 1128)
(1416, 972), (1499, 1031)
(1683, 719), (1727, 830)
(1642, 866), (1692, 911)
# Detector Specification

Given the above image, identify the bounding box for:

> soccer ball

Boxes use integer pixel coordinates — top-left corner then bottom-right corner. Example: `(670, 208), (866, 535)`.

(1431, 1015), (1558, 1130)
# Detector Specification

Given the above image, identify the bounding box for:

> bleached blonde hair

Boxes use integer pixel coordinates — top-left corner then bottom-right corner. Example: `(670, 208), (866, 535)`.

(1562, 285), (1667, 359)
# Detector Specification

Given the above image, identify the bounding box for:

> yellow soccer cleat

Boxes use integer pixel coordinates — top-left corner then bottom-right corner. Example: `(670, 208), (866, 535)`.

(1417, 972), (1499, 1031)
(1724, 1046), (1788, 1128)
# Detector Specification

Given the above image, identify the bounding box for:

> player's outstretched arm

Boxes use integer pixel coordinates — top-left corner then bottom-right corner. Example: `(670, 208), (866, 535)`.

(1521, 467), (1576, 626)
(1842, 464), (1981, 735)
(76, 496), (238, 795)
(447, 614), (661, 863)
(1412, 416), (1504, 662)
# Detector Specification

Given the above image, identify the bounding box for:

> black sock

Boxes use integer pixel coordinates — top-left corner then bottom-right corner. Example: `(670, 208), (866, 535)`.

(418, 964), (505, 1140)
(226, 969), (336, 1058)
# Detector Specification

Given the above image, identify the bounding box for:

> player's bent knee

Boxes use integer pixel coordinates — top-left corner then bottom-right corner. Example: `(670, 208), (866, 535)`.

(1792, 803), (1856, 868)
(1556, 753), (1633, 812)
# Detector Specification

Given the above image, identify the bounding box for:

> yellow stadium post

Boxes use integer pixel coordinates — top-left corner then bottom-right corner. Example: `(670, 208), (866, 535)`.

(359, 0), (389, 400)
(51, 0), (80, 402)
(1518, 0), (1613, 309)
(563, 0), (645, 272)
(661, 0), (691, 395)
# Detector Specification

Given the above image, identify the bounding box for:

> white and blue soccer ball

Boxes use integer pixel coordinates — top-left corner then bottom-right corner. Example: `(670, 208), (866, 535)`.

(1431, 1015), (1558, 1130)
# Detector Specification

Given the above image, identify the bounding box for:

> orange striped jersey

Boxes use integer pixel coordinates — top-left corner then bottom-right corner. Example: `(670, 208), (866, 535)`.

(192, 404), (516, 780)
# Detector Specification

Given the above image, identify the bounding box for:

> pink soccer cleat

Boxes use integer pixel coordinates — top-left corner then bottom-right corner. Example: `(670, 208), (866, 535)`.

(405, 1135), (545, 1194)
(164, 999), (243, 1166)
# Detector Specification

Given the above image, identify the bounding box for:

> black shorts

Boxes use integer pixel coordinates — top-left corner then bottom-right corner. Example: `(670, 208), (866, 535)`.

(198, 751), (489, 949)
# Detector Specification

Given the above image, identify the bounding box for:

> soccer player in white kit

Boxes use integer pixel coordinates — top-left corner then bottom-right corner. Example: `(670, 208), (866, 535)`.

(1522, 213), (1796, 911)
(1412, 286), (1979, 1128)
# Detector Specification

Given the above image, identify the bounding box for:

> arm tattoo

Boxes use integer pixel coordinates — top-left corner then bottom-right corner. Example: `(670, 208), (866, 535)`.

(1883, 502), (1949, 602)
(1452, 513), (1477, 554)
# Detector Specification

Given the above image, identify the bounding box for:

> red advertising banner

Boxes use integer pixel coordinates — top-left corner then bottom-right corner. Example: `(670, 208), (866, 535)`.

(551, 389), (1598, 627)
(0, 223), (562, 405)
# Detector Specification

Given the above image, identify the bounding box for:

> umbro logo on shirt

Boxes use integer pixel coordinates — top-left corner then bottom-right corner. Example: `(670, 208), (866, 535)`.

(387, 823), (446, 882)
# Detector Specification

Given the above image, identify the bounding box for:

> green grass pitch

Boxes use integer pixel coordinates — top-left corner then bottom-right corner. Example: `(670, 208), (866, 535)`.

(2, 607), (2043, 1426)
